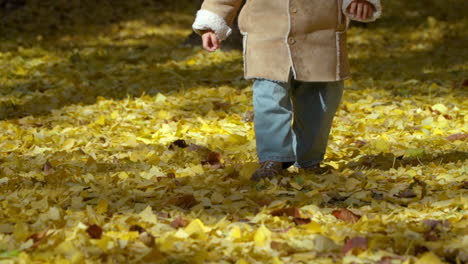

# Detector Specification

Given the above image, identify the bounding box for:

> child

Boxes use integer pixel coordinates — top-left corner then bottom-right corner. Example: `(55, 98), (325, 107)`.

(192, 0), (382, 181)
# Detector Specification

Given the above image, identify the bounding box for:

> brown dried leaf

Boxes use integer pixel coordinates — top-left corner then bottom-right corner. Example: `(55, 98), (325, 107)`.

(463, 79), (468, 86)
(169, 139), (188, 149)
(271, 207), (301, 218)
(139, 232), (155, 247)
(187, 144), (211, 153)
(423, 219), (449, 229)
(371, 191), (384, 200)
(378, 256), (405, 264)
(395, 188), (417, 198)
(270, 241), (296, 254)
(202, 151), (223, 169)
(395, 177), (427, 199)
(242, 111), (254, 122)
(293, 218), (311, 226)
(343, 236), (368, 254)
(129, 225), (155, 247)
(353, 140), (368, 147)
(86, 224), (103, 239)
(423, 229), (440, 241)
(42, 161), (55, 175)
(170, 194), (198, 210)
(170, 215), (188, 229)
(27, 229), (50, 249)
(332, 208), (361, 223)
(422, 219), (449, 241)
(157, 211), (171, 219)
(326, 192), (349, 204)
(446, 133), (468, 141)
(129, 225), (146, 234)
(414, 245), (430, 255)
(213, 101), (231, 111)
(443, 114), (453, 120)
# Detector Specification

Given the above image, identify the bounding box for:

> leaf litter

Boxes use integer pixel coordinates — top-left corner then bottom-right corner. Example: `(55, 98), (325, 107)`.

(0, 0), (467, 263)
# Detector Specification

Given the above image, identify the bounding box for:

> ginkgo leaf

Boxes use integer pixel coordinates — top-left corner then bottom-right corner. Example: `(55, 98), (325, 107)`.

(0, 1), (466, 263)
(184, 219), (208, 240)
(254, 224), (272, 247)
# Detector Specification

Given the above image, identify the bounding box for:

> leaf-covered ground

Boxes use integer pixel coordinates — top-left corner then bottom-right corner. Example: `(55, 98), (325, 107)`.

(0, 0), (467, 263)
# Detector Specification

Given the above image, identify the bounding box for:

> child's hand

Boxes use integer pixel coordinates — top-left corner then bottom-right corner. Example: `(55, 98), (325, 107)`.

(201, 30), (220, 52)
(347, 0), (375, 21)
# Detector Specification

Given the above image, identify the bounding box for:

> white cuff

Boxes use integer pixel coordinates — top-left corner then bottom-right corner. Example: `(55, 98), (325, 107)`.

(342, 0), (382, 23)
(192, 9), (232, 41)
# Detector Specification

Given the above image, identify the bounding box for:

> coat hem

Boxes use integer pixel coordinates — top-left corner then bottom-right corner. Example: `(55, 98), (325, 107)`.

(245, 74), (351, 83)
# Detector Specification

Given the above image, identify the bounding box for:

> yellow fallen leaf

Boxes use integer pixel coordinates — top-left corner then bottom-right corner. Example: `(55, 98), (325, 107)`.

(211, 192), (224, 204)
(254, 224), (271, 247)
(47, 207), (61, 220)
(184, 219), (208, 240)
(174, 229), (189, 239)
(436, 115), (449, 128)
(139, 206), (157, 224)
(230, 226), (242, 240)
(301, 221), (322, 234)
(0, 2), (465, 262)
(236, 259), (249, 264)
(61, 138), (76, 151)
(92, 236), (113, 251)
(187, 59), (196, 65)
(155, 93), (167, 103)
(56, 240), (84, 263)
(110, 111), (119, 119)
(290, 182), (303, 190)
(239, 162), (259, 180)
(404, 148), (426, 158)
(159, 235), (178, 252)
(345, 177), (361, 191)
(374, 136), (390, 153)
(14, 66), (27, 76)
(0, 142), (19, 152)
(272, 257), (284, 264)
(95, 115), (106, 125)
(96, 199), (108, 214)
(19, 239), (34, 250)
(118, 171), (129, 180)
(140, 166), (164, 180)
(415, 252), (446, 264)
(432, 103), (448, 114)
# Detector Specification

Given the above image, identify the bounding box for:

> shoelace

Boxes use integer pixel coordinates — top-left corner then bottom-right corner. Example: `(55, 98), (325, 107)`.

(263, 161), (277, 170)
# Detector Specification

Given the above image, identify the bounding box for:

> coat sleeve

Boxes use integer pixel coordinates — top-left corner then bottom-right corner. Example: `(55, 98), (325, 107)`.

(192, 0), (244, 41)
(342, 0), (382, 23)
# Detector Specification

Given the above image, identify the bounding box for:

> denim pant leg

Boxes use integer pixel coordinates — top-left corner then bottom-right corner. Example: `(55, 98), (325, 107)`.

(253, 79), (296, 163)
(291, 81), (344, 168)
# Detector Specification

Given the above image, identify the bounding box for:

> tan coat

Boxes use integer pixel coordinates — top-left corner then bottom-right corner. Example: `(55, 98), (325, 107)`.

(193, 0), (382, 82)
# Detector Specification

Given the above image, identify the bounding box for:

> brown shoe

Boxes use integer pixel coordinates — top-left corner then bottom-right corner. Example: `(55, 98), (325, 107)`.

(302, 164), (333, 175)
(251, 161), (283, 181)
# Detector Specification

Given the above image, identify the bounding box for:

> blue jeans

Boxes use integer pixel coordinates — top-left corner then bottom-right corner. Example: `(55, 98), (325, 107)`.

(253, 78), (344, 168)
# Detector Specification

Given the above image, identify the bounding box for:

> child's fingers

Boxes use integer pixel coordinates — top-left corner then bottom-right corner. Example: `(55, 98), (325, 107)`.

(368, 3), (375, 19)
(202, 33), (218, 52)
(211, 34), (220, 50)
(357, 3), (363, 20)
(203, 36), (214, 51)
(349, 0), (375, 20)
(348, 2), (357, 15)
(363, 4), (369, 20)
(202, 34), (210, 51)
